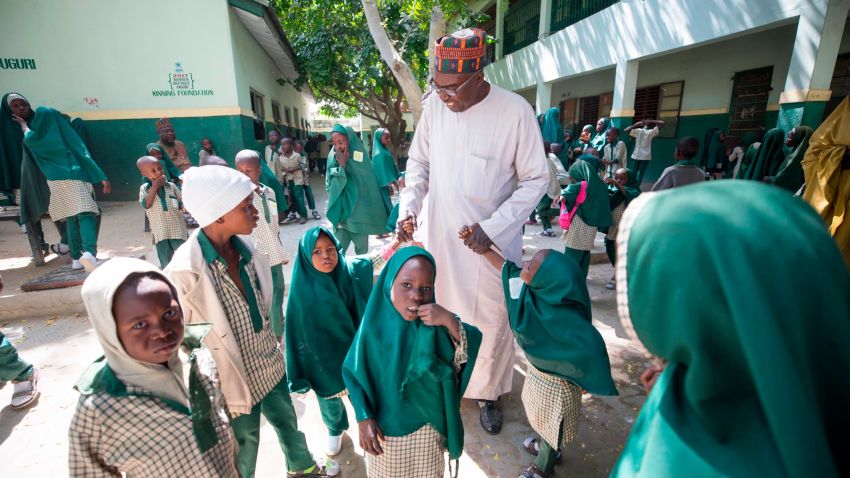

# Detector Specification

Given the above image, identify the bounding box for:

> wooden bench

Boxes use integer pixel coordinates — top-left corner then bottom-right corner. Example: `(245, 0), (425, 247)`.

(0, 208), (46, 266)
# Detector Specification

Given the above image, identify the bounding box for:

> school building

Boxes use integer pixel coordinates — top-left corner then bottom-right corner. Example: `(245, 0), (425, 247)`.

(1, 0), (313, 199)
(478, 0), (850, 181)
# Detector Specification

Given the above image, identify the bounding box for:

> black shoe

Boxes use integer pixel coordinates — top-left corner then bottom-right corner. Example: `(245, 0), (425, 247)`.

(479, 401), (502, 435)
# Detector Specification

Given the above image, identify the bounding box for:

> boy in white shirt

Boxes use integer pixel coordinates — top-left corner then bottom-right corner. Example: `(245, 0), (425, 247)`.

(625, 119), (664, 184)
(601, 127), (627, 179)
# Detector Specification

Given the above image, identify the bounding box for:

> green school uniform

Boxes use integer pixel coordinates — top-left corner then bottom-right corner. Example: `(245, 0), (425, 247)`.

(561, 160), (612, 276)
(371, 127), (398, 223)
(744, 128), (785, 180)
(769, 126), (813, 191)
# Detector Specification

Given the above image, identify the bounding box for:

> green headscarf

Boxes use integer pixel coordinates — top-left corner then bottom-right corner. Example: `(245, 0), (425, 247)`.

(342, 247), (482, 459)
(699, 128), (720, 169)
(23, 106), (106, 183)
(540, 107), (563, 144)
(1, 93), (25, 191)
(608, 168), (641, 209)
(704, 130), (726, 170)
(612, 181), (850, 478)
(502, 253), (617, 395)
(562, 160), (612, 229)
(578, 152), (603, 173)
(326, 124), (390, 234)
(744, 128), (785, 181)
(371, 128), (399, 188)
(770, 126), (813, 191)
(591, 118), (610, 150)
(731, 131), (759, 179)
(145, 143), (182, 183)
(285, 227), (374, 397)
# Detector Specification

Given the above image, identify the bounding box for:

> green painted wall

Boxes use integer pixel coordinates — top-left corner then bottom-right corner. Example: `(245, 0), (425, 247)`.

(777, 101), (827, 132)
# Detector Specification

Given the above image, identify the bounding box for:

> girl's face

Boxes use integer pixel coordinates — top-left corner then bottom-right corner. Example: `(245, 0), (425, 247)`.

(391, 256), (435, 321)
(201, 139), (213, 151)
(112, 275), (184, 365)
(520, 250), (548, 284)
(311, 233), (338, 273)
(380, 131), (392, 147)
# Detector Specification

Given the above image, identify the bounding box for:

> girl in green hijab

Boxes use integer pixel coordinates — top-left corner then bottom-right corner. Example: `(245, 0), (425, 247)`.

(371, 127), (399, 227)
(728, 131), (759, 179)
(540, 107), (563, 144)
(744, 128), (785, 181)
(342, 247), (482, 478)
(458, 233), (617, 478)
(612, 181), (850, 478)
(560, 160), (612, 279)
(327, 124), (391, 253)
(703, 130), (727, 179)
(591, 118), (610, 150)
(285, 226), (402, 456)
(767, 126), (813, 192)
(603, 168), (641, 289)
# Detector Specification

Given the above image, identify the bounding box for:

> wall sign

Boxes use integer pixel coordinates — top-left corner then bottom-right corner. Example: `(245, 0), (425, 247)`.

(0, 58), (37, 70)
(151, 61), (214, 97)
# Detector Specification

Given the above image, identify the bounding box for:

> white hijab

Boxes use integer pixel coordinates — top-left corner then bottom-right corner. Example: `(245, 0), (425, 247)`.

(80, 258), (188, 405)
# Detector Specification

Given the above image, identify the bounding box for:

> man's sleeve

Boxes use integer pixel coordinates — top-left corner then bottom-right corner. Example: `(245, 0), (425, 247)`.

(398, 99), (432, 218)
(479, 104), (549, 252)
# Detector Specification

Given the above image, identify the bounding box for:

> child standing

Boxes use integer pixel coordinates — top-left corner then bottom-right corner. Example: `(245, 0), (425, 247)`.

(198, 138), (217, 165)
(295, 140), (321, 220)
(651, 137), (706, 191)
(137, 156), (188, 267)
(286, 226), (403, 456)
(603, 168), (641, 289)
(625, 119), (664, 184)
(601, 127), (626, 179)
(342, 247), (481, 478)
(0, 274), (39, 409)
(280, 138), (309, 224)
(536, 142), (566, 237)
(69, 258), (239, 477)
(559, 160), (612, 280)
(234, 150), (291, 338)
(165, 166), (337, 478)
(457, 240), (617, 478)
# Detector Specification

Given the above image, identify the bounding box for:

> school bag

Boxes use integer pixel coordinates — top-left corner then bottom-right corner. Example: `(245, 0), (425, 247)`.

(558, 180), (588, 231)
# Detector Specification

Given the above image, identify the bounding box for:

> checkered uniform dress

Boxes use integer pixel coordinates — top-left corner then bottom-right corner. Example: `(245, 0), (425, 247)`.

(140, 182), (188, 244)
(207, 256), (285, 407)
(606, 202), (626, 241)
(250, 186), (290, 266)
(367, 322), (468, 478)
(68, 350), (239, 478)
(47, 179), (99, 221)
(562, 215), (597, 250)
(521, 365), (581, 450)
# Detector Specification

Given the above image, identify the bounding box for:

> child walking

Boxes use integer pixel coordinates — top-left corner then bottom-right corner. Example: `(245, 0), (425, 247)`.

(295, 140), (321, 220)
(457, 235), (617, 478)
(286, 226), (404, 456)
(603, 168), (641, 289)
(342, 247), (482, 478)
(165, 165), (337, 478)
(559, 160), (612, 280)
(69, 258), (239, 477)
(137, 156), (188, 267)
(281, 138), (309, 224)
(234, 150), (291, 338)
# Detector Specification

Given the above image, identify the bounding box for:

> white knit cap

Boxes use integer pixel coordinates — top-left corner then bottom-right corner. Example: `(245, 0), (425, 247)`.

(181, 165), (255, 228)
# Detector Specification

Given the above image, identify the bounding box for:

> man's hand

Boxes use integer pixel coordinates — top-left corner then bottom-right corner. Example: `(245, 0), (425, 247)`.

(358, 419), (385, 455)
(463, 223), (493, 254)
(396, 210), (416, 242)
(101, 180), (112, 195)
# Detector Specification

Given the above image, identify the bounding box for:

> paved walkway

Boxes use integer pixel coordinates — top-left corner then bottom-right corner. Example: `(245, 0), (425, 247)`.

(0, 175), (648, 477)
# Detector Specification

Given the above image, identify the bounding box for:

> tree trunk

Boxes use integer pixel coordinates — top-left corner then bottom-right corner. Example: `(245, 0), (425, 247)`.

(428, 6), (447, 81)
(361, 0), (424, 125)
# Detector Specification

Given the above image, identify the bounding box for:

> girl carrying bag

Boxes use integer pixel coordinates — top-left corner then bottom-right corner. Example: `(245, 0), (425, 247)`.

(558, 180), (587, 231)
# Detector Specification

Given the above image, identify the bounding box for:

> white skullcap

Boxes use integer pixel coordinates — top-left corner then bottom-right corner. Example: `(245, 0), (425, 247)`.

(181, 165), (255, 228)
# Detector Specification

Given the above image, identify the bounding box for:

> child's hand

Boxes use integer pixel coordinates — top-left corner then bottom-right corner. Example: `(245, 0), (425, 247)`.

(417, 303), (454, 329)
(401, 218), (415, 235)
(603, 177), (614, 185)
(358, 419), (385, 455)
(640, 365), (664, 393)
(458, 225), (472, 240)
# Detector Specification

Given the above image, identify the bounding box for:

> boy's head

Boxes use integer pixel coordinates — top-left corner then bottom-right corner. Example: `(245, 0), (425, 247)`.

(113, 272), (184, 365)
(281, 137), (293, 154)
(391, 255), (436, 322)
(311, 231), (339, 273)
(201, 155), (229, 167)
(294, 140), (304, 153)
(606, 127), (619, 144)
(520, 249), (550, 284)
(268, 130), (281, 145)
(613, 168), (629, 186)
(181, 165), (258, 235)
(201, 138), (214, 152)
(136, 156), (163, 181)
(234, 149), (262, 184)
(551, 143), (563, 154)
(675, 137), (699, 161)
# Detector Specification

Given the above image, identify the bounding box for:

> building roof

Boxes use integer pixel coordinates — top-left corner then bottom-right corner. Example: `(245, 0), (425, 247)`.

(229, 0), (314, 100)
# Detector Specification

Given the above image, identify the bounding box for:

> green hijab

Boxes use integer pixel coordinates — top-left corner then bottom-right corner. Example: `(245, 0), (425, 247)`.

(608, 168), (641, 209)
(591, 118), (610, 150)
(744, 128), (785, 180)
(705, 130), (726, 170)
(770, 126), (813, 191)
(502, 253), (617, 395)
(562, 160), (612, 229)
(0, 93), (25, 191)
(285, 227), (375, 397)
(612, 181), (850, 478)
(699, 128), (719, 169)
(342, 247), (482, 459)
(541, 107), (563, 144)
(326, 124), (390, 234)
(371, 128), (399, 188)
(23, 106), (106, 183)
(145, 143), (182, 183)
(731, 131), (759, 179)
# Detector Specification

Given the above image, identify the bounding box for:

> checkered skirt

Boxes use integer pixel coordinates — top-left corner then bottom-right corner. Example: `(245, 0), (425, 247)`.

(366, 424), (446, 478)
(606, 203), (626, 241)
(521, 365), (581, 450)
(47, 179), (99, 221)
(562, 215), (597, 250)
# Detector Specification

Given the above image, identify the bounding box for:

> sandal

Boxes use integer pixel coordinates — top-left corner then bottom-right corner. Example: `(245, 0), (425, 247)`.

(518, 464), (549, 478)
(11, 368), (39, 409)
(288, 458), (339, 477)
(522, 437), (562, 461)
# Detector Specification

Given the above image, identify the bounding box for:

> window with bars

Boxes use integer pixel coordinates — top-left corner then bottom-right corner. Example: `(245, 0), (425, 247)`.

(249, 89), (265, 140)
(284, 107), (291, 126)
(727, 66), (773, 137)
(578, 95), (600, 127)
(633, 81), (684, 138)
(272, 101), (281, 124)
(559, 98), (578, 134)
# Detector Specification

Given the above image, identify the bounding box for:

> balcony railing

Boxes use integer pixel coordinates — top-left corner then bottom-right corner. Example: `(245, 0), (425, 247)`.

(504, 0), (541, 55)
(551, 0), (619, 33)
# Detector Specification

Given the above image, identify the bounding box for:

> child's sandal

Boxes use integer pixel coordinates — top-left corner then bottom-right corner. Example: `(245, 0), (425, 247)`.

(522, 437), (562, 462)
(287, 458), (340, 477)
(518, 464), (550, 478)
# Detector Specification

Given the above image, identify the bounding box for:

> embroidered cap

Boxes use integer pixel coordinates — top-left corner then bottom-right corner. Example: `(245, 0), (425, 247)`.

(434, 28), (490, 74)
(155, 117), (174, 133)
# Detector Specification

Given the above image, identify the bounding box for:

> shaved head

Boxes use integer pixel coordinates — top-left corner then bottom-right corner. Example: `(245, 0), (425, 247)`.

(234, 149), (261, 167)
(202, 155), (229, 167)
(136, 155), (159, 168)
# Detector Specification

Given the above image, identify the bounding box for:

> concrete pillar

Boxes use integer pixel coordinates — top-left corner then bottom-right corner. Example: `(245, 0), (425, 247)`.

(610, 59), (639, 130)
(778, 0), (850, 130)
(536, 81), (552, 114)
(538, 0), (553, 39)
(495, 0), (506, 60)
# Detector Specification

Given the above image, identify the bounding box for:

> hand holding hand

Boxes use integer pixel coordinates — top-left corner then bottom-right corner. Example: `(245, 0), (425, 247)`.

(396, 210), (416, 242)
(463, 223), (493, 254)
(457, 225), (472, 241)
(358, 419), (385, 455)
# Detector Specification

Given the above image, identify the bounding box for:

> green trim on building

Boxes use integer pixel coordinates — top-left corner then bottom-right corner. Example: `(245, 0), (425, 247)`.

(228, 0), (265, 17)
